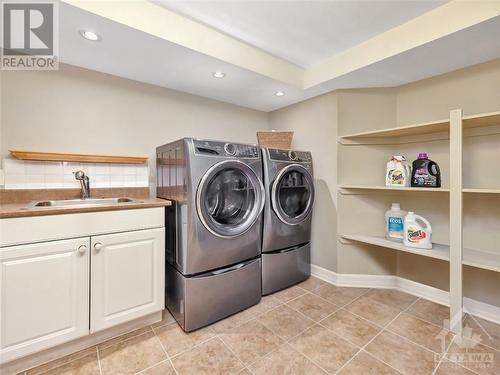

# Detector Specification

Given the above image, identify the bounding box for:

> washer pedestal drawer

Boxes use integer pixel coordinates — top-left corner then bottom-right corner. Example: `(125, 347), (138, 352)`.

(166, 258), (261, 332)
(262, 243), (311, 295)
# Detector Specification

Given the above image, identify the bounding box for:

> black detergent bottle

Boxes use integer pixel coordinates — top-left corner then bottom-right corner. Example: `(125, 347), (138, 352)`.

(411, 153), (441, 188)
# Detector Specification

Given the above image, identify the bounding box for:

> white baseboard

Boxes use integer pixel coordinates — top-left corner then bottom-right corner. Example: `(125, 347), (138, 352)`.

(311, 264), (500, 325)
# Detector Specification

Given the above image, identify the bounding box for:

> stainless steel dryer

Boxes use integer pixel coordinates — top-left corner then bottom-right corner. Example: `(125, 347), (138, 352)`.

(261, 148), (315, 295)
(157, 138), (264, 331)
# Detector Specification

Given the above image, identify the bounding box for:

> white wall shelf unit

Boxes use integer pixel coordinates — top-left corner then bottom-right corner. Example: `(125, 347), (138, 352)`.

(338, 109), (500, 335)
(462, 188), (500, 194)
(339, 119), (450, 139)
(337, 111), (500, 141)
(462, 249), (500, 274)
(462, 111), (500, 129)
(340, 235), (500, 274)
(340, 234), (450, 262)
(339, 185), (449, 194)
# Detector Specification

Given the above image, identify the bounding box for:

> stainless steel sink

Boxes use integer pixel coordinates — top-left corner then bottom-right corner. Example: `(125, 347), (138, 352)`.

(27, 197), (140, 208)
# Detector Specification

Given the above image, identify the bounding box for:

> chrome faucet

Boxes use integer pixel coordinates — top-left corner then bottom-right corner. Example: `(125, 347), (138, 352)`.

(74, 170), (90, 199)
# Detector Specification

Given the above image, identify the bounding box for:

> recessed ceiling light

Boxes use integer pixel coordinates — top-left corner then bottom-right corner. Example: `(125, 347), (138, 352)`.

(79, 30), (101, 41)
(212, 71), (226, 78)
(275, 91), (285, 97)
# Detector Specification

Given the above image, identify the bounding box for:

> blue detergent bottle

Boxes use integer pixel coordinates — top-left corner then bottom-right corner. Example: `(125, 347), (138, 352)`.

(385, 203), (406, 242)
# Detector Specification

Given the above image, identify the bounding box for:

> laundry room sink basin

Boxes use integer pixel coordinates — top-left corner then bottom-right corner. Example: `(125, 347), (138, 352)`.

(27, 197), (139, 208)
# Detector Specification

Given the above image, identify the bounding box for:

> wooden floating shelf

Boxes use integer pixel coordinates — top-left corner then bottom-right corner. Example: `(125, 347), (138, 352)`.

(341, 234), (500, 273)
(339, 185), (450, 193)
(9, 150), (148, 164)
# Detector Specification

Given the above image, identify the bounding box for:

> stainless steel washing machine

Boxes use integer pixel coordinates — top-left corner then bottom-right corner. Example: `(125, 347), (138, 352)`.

(261, 148), (315, 295)
(157, 138), (264, 331)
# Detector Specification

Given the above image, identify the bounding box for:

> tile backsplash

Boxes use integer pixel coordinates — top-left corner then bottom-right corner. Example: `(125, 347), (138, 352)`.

(2, 158), (149, 189)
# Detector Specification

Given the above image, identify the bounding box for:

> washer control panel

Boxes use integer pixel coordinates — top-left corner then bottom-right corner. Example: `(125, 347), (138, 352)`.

(268, 148), (312, 163)
(193, 139), (259, 158)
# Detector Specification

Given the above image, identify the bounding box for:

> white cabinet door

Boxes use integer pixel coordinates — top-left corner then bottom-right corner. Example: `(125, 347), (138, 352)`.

(90, 228), (165, 332)
(0, 238), (90, 363)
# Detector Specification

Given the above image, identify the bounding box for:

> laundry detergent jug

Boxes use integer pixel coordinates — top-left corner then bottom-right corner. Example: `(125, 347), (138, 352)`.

(386, 156), (411, 187)
(411, 153), (441, 188)
(385, 203), (406, 242)
(403, 212), (433, 249)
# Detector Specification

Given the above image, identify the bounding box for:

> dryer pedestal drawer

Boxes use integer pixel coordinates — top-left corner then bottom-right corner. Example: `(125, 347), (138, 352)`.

(262, 243), (311, 295)
(166, 258), (261, 332)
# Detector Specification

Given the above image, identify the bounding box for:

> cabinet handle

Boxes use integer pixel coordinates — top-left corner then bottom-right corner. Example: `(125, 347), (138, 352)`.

(77, 245), (87, 253)
(94, 242), (103, 251)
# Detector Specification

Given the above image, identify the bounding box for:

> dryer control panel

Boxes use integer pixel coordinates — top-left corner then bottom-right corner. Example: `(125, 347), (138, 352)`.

(268, 148), (312, 163)
(193, 139), (259, 158)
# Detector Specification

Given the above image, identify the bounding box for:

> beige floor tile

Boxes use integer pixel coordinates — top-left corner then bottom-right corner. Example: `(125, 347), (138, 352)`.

(406, 299), (451, 328)
(270, 285), (307, 303)
(287, 292), (339, 322)
(248, 344), (327, 375)
(289, 325), (359, 373)
(151, 309), (176, 329)
(320, 309), (381, 347)
(463, 314), (500, 351)
(154, 322), (215, 357)
(170, 337), (244, 375)
(387, 313), (454, 354)
(26, 347), (97, 375)
(446, 336), (499, 375)
(365, 331), (438, 375)
(312, 284), (369, 306)
(364, 289), (418, 311)
(298, 276), (327, 292)
(209, 309), (254, 334)
(258, 304), (315, 340)
(346, 295), (401, 326)
(140, 360), (176, 375)
(97, 326), (152, 350)
(338, 351), (402, 375)
(218, 319), (282, 365)
(243, 295), (282, 317)
(38, 353), (100, 375)
(434, 361), (477, 375)
(261, 294), (284, 308)
(99, 331), (167, 375)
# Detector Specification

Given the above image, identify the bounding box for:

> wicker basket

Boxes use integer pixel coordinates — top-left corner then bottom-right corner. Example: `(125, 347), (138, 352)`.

(256, 131), (294, 149)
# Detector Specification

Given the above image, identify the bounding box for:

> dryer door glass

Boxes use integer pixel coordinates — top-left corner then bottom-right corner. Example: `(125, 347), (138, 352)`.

(272, 165), (314, 225)
(197, 160), (264, 238)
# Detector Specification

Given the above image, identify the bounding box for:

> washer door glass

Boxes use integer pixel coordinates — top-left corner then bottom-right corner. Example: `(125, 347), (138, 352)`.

(197, 160), (264, 238)
(272, 164), (314, 225)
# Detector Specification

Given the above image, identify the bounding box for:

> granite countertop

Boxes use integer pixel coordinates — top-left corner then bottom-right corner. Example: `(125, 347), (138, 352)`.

(0, 188), (171, 219)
